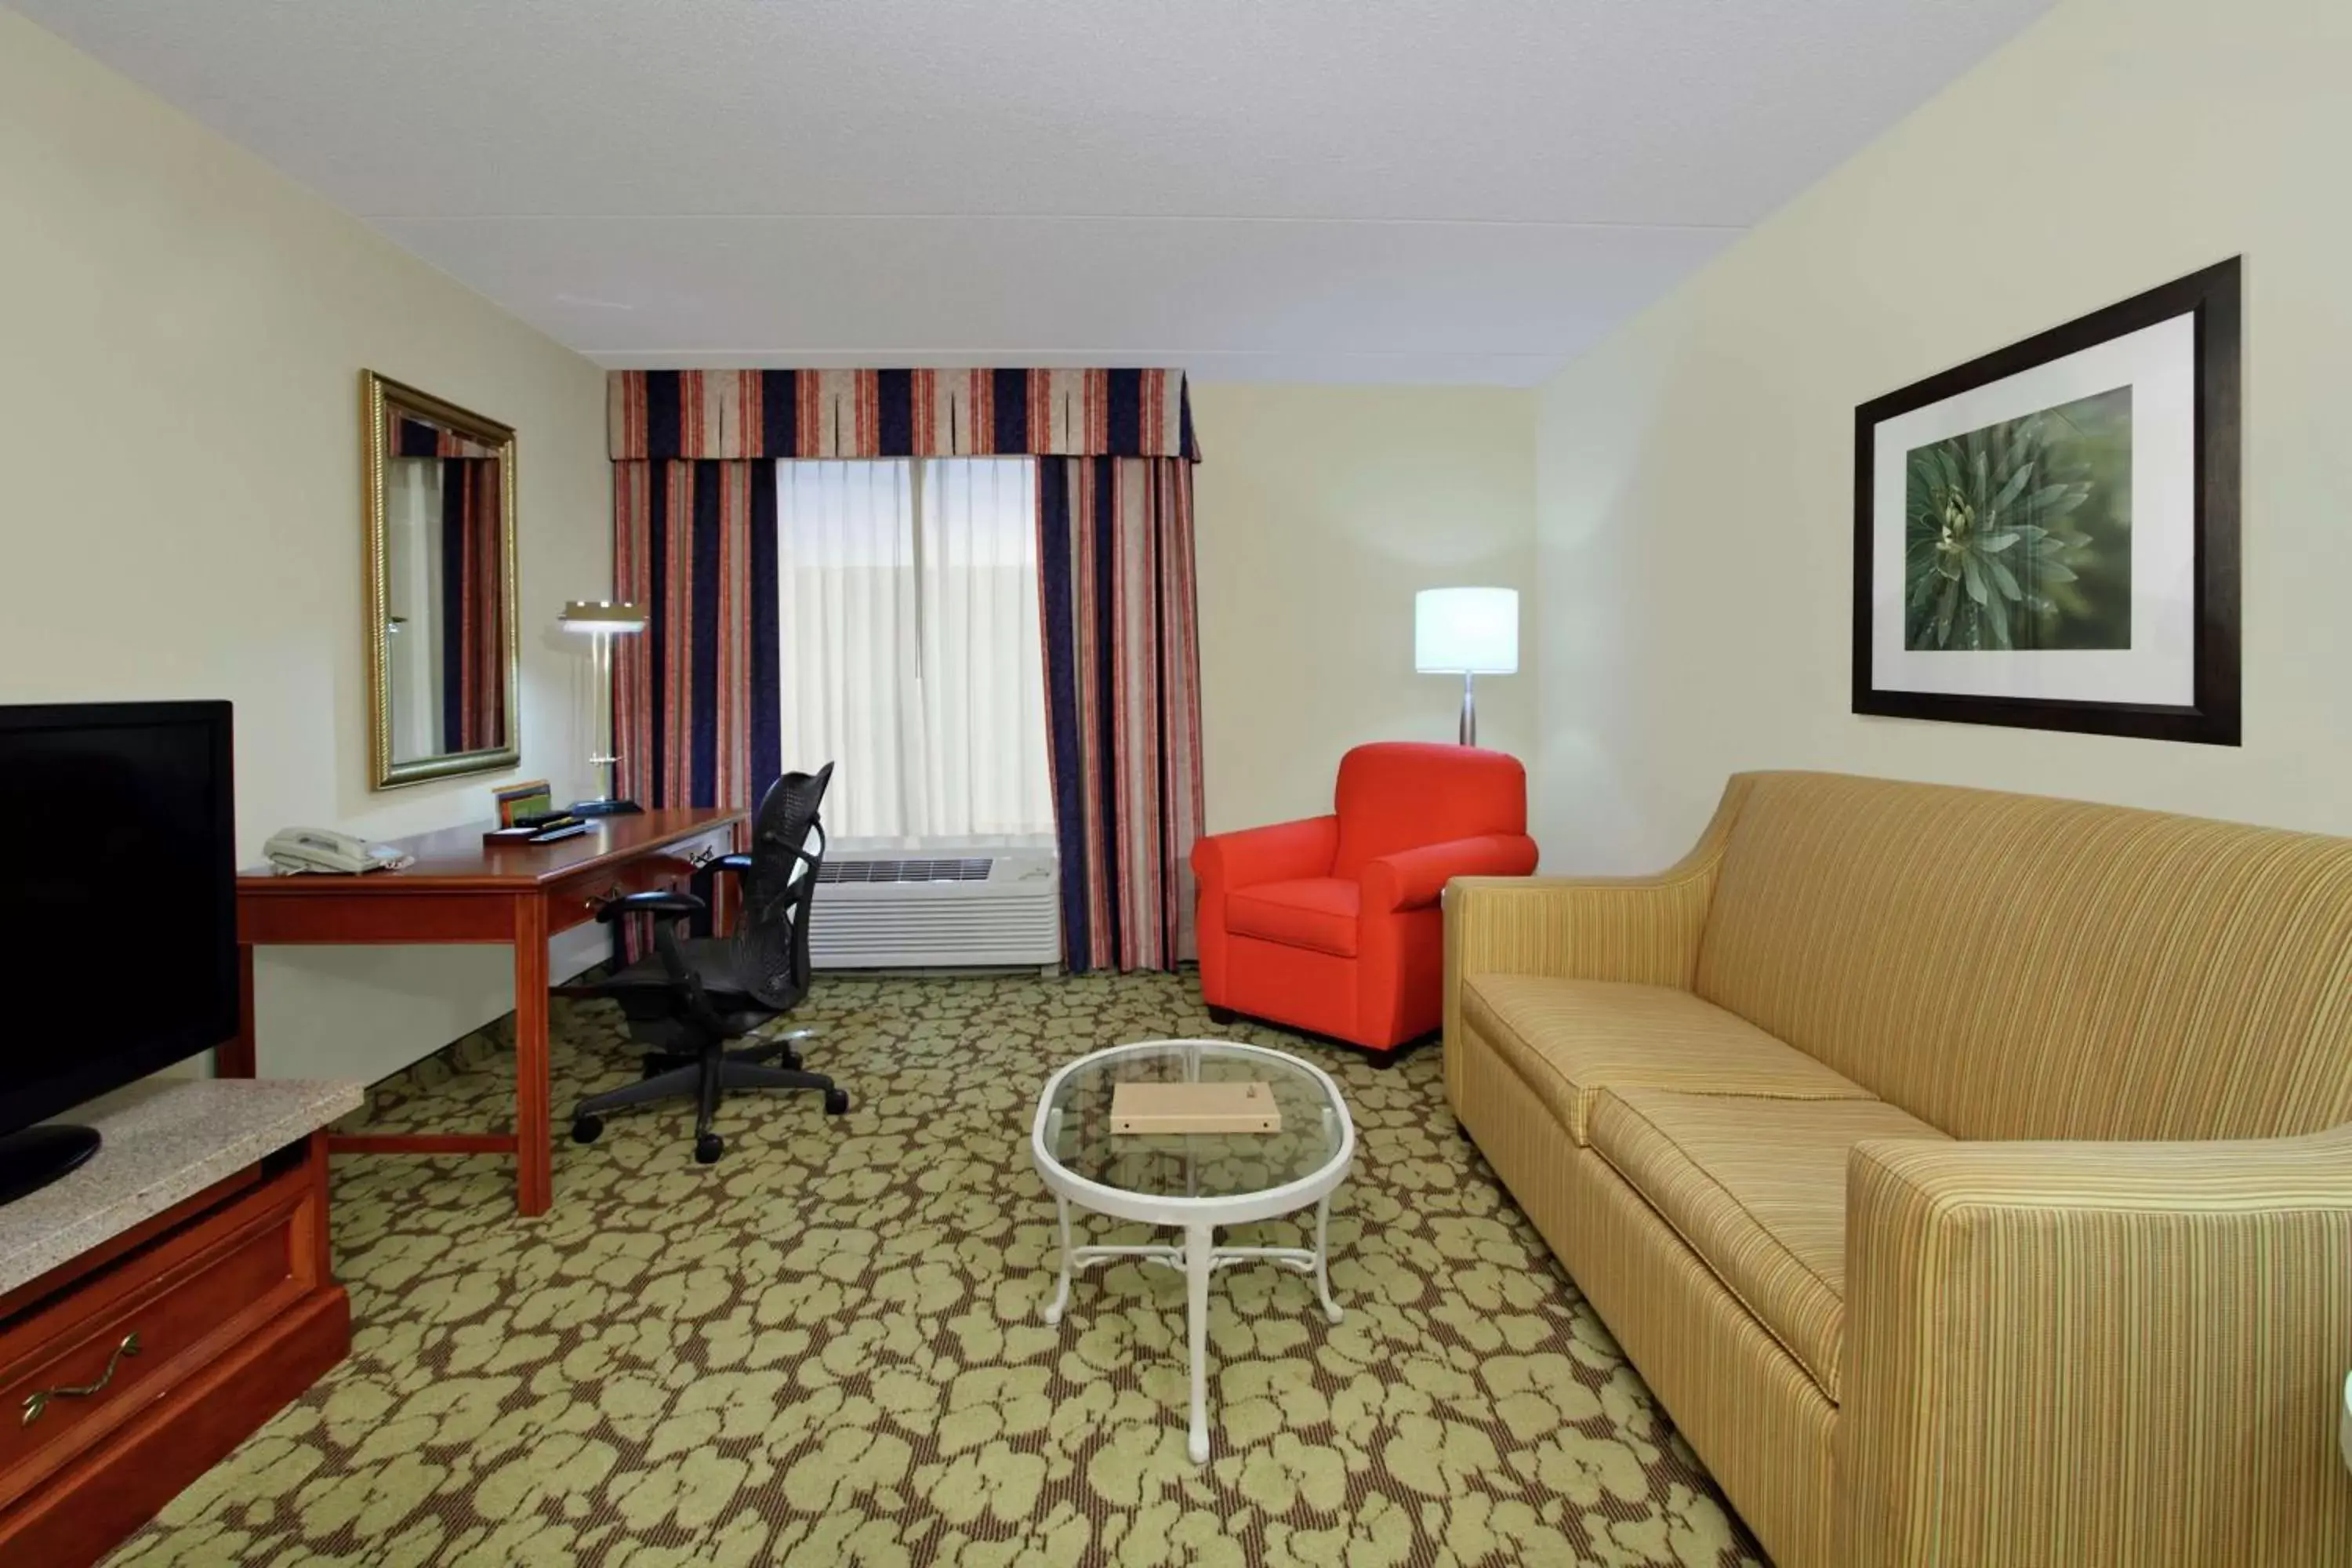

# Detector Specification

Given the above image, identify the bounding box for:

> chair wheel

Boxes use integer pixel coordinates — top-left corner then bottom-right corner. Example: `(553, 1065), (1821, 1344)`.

(571, 1116), (604, 1145)
(694, 1133), (724, 1163)
(824, 1088), (850, 1116)
(777, 1047), (802, 1071)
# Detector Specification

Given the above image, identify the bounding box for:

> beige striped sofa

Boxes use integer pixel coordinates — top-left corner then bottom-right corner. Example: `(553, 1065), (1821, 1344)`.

(1443, 771), (2352, 1567)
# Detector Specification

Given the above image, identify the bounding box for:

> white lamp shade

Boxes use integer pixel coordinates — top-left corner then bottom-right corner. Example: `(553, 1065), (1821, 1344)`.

(1415, 587), (1519, 674)
(559, 600), (648, 635)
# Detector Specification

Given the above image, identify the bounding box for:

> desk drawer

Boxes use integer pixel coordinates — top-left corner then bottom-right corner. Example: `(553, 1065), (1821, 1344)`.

(550, 827), (736, 933)
(0, 1173), (311, 1510)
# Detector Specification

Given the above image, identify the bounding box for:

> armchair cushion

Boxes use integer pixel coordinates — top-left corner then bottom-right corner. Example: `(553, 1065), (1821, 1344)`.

(1590, 1088), (1949, 1403)
(1226, 877), (1360, 958)
(1462, 975), (1873, 1145)
(1361, 832), (1539, 913)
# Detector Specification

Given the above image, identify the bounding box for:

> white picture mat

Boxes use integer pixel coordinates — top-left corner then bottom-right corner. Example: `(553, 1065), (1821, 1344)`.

(1871, 312), (2197, 706)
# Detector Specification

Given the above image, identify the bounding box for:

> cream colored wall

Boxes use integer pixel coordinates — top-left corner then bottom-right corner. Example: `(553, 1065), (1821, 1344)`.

(1190, 383), (1537, 836)
(0, 11), (612, 1083)
(1534, 0), (2352, 872)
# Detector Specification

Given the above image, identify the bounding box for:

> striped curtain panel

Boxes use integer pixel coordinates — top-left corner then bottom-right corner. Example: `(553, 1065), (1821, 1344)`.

(609, 368), (1202, 973)
(1037, 457), (1206, 973)
(611, 460), (782, 815)
(439, 459), (505, 753)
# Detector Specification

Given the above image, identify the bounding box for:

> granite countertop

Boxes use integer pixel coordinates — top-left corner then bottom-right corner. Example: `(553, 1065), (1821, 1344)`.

(0, 1076), (362, 1298)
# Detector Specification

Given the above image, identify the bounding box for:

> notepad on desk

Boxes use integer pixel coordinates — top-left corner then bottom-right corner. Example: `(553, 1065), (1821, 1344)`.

(1109, 1080), (1281, 1135)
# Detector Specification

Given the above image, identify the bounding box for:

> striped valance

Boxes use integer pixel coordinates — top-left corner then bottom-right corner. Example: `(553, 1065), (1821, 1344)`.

(608, 368), (1199, 463)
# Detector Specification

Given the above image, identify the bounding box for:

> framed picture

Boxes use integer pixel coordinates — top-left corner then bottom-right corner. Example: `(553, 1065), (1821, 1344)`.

(1852, 258), (2240, 745)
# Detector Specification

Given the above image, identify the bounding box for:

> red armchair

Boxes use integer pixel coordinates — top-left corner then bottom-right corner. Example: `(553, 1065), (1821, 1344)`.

(1192, 742), (1538, 1058)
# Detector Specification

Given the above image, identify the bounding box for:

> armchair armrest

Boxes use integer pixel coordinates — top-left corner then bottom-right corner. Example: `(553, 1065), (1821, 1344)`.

(1839, 1128), (2352, 1566)
(1361, 833), (1538, 914)
(1190, 815), (1340, 893)
(710, 853), (753, 876)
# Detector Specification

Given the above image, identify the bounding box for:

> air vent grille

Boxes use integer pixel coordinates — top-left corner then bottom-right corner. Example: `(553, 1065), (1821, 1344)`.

(815, 858), (993, 886)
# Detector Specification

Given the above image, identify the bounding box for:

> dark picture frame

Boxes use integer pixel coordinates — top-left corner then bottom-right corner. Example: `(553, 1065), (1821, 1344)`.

(1852, 258), (2241, 745)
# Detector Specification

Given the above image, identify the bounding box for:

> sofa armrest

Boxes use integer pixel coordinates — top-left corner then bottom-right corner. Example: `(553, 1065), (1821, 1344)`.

(1839, 1129), (2352, 1566)
(1190, 815), (1339, 894)
(1361, 833), (1539, 914)
(1443, 870), (1719, 987)
(1442, 777), (1751, 1112)
(1443, 775), (1750, 990)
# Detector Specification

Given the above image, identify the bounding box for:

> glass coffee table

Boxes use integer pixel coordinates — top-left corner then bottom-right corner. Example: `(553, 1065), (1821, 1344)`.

(1030, 1038), (1355, 1463)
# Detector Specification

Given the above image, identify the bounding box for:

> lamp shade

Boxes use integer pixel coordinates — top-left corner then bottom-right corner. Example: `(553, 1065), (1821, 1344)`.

(1414, 587), (1518, 674)
(559, 600), (648, 635)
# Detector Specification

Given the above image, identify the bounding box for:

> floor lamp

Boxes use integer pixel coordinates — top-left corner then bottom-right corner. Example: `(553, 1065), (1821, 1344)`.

(1415, 587), (1519, 746)
(561, 600), (648, 815)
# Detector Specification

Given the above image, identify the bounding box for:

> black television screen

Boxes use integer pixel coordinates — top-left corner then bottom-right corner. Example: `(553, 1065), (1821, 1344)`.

(0, 702), (236, 1134)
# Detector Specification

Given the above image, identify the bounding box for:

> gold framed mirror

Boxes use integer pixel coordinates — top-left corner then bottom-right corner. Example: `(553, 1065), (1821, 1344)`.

(361, 371), (521, 789)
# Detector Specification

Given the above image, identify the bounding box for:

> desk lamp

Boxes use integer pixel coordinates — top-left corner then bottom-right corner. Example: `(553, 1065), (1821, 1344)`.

(561, 600), (648, 815)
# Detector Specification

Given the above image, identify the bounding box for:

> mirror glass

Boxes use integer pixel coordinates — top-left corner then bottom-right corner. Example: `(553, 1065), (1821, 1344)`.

(364, 372), (519, 787)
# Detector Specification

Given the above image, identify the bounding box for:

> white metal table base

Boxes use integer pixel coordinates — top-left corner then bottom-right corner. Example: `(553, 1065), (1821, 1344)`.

(1042, 1195), (1342, 1463)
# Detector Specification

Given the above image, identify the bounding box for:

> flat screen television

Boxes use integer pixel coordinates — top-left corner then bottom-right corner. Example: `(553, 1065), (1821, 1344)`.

(0, 700), (236, 1202)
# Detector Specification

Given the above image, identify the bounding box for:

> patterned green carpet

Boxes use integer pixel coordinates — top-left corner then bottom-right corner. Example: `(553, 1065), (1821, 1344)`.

(108, 972), (1762, 1566)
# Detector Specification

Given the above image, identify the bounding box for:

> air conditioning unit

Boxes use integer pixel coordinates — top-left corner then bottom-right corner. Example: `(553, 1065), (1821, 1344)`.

(809, 846), (1062, 971)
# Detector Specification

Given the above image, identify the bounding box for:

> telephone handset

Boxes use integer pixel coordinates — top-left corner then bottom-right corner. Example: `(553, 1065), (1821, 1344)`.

(264, 827), (415, 876)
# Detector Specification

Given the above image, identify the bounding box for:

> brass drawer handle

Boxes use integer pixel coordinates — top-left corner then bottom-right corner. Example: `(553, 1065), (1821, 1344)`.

(21, 1332), (140, 1426)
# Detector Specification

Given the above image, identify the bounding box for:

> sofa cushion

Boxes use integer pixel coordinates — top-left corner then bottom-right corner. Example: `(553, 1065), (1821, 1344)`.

(1460, 975), (1875, 1145)
(1589, 1087), (1949, 1402)
(1226, 877), (1359, 957)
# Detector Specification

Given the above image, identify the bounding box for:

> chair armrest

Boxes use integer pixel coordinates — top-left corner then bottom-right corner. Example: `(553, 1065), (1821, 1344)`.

(1190, 815), (1340, 893)
(595, 889), (707, 924)
(1839, 1129), (2352, 1566)
(709, 853), (753, 876)
(1360, 833), (1538, 914)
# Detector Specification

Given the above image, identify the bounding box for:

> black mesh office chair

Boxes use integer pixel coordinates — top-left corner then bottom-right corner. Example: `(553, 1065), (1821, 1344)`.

(567, 763), (846, 1163)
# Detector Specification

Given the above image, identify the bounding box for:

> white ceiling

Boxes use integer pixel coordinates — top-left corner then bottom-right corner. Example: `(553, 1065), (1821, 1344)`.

(17, 0), (2053, 385)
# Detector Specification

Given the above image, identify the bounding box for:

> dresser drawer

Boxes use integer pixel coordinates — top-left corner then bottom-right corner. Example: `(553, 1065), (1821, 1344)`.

(550, 826), (737, 933)
(0, 1168), (314, 1511)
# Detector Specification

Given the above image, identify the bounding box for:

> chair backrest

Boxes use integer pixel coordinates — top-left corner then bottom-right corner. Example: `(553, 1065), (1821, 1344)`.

(1693, 771), (2352, 1142)
(731, 762), (833, 1010)
(1331, 742), (1527, 878)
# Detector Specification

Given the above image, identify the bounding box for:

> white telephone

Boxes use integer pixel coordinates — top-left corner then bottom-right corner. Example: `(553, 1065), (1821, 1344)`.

(264, 827), (414, 876)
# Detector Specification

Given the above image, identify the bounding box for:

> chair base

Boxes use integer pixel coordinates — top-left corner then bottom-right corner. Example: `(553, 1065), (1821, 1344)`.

(571, 1027), (845, 1162)
(1196, 1004), (1433, 1069)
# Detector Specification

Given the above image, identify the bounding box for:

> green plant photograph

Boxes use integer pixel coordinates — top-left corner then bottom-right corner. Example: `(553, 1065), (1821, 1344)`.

(1904, 385), (2132, 652)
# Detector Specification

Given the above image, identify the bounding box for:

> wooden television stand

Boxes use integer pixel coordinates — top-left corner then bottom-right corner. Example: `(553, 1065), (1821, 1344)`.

(0, 1079), (360, 1566)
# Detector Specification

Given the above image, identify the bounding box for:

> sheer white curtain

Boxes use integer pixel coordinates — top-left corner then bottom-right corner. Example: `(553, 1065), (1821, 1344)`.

(775, 458), (1054, 842)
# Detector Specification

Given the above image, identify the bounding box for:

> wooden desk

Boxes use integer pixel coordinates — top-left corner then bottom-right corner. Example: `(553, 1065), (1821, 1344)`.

(224, 808), (746, 1216)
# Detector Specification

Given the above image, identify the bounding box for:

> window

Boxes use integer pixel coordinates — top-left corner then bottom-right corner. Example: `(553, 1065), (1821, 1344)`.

(775, 458), (1054, 842)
